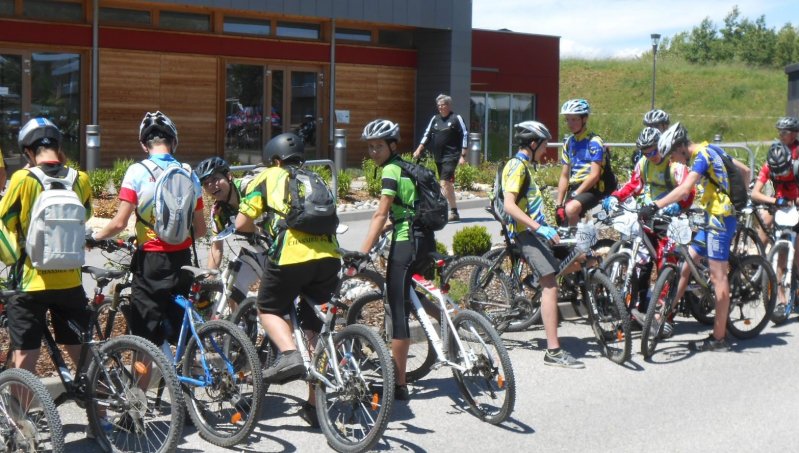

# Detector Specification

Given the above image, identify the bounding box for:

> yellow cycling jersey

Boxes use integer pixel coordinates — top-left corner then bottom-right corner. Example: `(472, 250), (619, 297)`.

(239, 166), (339, 266)
(689, 141), (734, 217)
(0, 164), (92, 291)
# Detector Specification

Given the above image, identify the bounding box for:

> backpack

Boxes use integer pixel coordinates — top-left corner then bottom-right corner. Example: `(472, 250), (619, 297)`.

(567, 133), (617, 196)
(281, 166), (339, 235)
(137, 160), (197, 245)
(489, 157), (530, 226)
(393, 159), (449, 232)
(705, 144), (748, 212)
(25, 167), (86, 270)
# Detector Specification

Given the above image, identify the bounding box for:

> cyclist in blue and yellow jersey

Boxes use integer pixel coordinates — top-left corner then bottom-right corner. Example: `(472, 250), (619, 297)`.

(235, 133), (339, 428)
(631, 109), (671, 167)
(0, 118), (92, 373)
(361, 119), (437, 398)
(638, 122), (747, 352)
(556, 99), (607, 226)
(502, 121), (584, 369)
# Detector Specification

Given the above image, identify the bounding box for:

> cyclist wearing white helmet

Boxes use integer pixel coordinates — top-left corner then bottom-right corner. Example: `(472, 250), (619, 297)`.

(776, 116), (799, 156)
(632, 109), (672, 166)
(556, 98), (607, 226)
(361, 118), (436, 398)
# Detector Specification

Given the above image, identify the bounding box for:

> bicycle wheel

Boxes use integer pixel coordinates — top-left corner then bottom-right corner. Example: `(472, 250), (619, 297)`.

(346, 292), (436, 383)
(727, 255), (776, 339)
(601, 252), (635, 309)
(448, 309), (515, 424)
(315, 324), (395, 453)
(585, 270), (631, 364)
(86, 335), (185, 453)
(766, 242), (792, 325)
(95, 296), (131, 341)
(641, 266), (680, 359)
(0, 368), (64, 453)
(481, 248), (541, 325)
(593, 238), (622, 261)
(732, 226), (764, 257)
(339, 269), (385, 306)
(442, 256), (519, 332)
(181, 319), (263, 447)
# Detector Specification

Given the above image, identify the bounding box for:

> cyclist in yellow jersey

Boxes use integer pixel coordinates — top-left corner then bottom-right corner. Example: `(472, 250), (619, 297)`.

(236, 132), (339, 427)
(0, 118), (92, 373)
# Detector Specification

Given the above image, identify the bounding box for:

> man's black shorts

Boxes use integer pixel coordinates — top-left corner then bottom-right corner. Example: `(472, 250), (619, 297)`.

(435, 157), (459, 183)
(7, 286), (88, 350)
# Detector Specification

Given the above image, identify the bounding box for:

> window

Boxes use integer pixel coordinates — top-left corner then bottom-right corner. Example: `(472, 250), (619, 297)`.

(276, 22), (320, 40)
(0, 0), (13, 16)
(378, 30), (414, 48)
(31, 52), (82, 162)
(335, 28), (372, 43)
(99, 7), (151, 26)
(159, 11), (210, 32)
(471, 92), (537, 160)
(24, 0), (83, 22)
(224, 17), (270, 36)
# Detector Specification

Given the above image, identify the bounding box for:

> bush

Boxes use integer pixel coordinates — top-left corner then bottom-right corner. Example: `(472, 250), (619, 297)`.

(337, 170), (352, 200)
(436, 240), (449, 255)
(477, 161), (498, 185)
(455, 164), (478, 191)
(111, 158), (134, 189)
(362, 158), (382, 197)
(452, 225), (492, 256)
(89, 169), (112, 198)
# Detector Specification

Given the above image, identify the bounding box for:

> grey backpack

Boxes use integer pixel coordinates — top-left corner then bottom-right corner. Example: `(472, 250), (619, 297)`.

(25, 167), (86, 270)
(137, 160), (197, 245)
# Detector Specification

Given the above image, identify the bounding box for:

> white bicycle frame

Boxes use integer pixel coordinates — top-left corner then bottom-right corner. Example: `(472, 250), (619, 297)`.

(771, 207), (799, 299)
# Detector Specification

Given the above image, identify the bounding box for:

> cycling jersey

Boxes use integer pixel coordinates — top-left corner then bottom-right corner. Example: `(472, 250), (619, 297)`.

(118, 153), (204, 252)
(419, 112), (468, 161)
(210, 178), (246, 235)
(613, 157), (693, 207)
(239, 166), (338, 266)
(501, 153), (546, 236)
(757, 163), (799, 200)
(0, 145), (5, 169)
(690, 141), (734, 217)
(0, 163), (92, 291)
(561, 130), (605, 189)
(381, 154), (418, 242)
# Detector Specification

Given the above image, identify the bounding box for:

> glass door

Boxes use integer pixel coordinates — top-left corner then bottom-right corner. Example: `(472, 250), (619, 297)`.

(289, 70), (318, 156)
(0, 54), (22, 166)
(224, 63), (264, 164)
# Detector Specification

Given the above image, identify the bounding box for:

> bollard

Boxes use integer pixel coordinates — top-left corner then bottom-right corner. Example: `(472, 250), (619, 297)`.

(334, 129), (347, 174)
(713, 134), (723, 144)
(86, 124), (101, 171)
(468, 132), (482, 167)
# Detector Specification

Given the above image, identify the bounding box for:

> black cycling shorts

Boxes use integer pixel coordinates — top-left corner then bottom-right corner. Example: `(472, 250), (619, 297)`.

(7, 286), (88, 350)
(568, 186), (603, 217)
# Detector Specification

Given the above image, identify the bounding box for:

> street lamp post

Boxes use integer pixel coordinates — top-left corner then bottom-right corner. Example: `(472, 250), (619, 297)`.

(650, 33), (661, 110)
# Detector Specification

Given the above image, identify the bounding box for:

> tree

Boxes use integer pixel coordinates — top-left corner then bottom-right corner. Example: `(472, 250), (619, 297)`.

(718, 6), (742, 62)
(775, 24), (798, 67)
(686, 18), (720, 63)
(738, 15), (777, 66)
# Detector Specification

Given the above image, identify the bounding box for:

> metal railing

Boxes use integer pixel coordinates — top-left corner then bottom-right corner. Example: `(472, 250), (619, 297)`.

(230, 159), (339, 202)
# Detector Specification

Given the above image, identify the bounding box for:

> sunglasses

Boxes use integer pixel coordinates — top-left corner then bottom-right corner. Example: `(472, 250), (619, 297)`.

(779, 130), (795, 136)
(642, 146), (658, 158)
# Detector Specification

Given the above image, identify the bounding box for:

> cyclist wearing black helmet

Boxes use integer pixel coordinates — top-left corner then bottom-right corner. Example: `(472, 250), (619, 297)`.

(92, 111), (206, 348)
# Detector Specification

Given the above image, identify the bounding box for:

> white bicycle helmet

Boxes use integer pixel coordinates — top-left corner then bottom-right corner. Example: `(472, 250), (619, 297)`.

(18, 117), (62, 152)
(514, 121), (552, 146)
(776, 117), (799, 132)
(636, 127), (661, 149)
(643, 109), (670, 127)
(657, 122), (688, 159)
(361, 119), (400, 142)
(560, 99), (591, 116)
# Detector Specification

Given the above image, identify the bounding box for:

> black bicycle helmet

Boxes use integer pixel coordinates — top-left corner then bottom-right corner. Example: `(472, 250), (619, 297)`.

(361, 119), (401, 142)
(657, 122), (689, 159)
(636, 127), (661, 149)
(139, 111), (179, 151)
(18, 117), (61, 152)
(776, 117), (799, 132)
(513, 121), (551, 147)
(643, 109), (670, 128)
(263, 132), (305, 164)
(195, 157), (230, 183)
(767, 141), (792, 176)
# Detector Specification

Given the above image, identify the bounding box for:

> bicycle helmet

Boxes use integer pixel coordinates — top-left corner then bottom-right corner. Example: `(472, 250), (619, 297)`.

(18, 117), (61, 152)
(263, 132), (305, 164)
(560, 99), (591, 116)
(643, 109), (670, 127)
(657, 122), (689, 159)
(195, 157), (230, 183)
(361, 119), (401, 142)
(636, 127), (661, 149)
(767, 141), (792, 176)
(139, 111), (179, 151)
(514, 121), (552, 147)
(776, 116), (799, 132)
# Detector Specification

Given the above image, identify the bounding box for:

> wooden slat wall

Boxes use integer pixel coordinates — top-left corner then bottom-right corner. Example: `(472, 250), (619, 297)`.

(335, 64), (416, 167)
(99, 49), (218, 167)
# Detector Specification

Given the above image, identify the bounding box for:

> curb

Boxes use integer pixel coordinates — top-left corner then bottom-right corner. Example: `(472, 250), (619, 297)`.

(42, 376), (65, 400)
(337, 197), (490, 222)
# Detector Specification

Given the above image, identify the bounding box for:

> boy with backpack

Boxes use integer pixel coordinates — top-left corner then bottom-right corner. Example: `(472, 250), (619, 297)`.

(91, 111), (206, 348)
(235, 132), (339, 428)
(0, 118), (92, 373)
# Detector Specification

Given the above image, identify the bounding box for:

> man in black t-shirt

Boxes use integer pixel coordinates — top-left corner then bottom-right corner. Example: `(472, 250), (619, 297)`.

(413, 94), (468, 221)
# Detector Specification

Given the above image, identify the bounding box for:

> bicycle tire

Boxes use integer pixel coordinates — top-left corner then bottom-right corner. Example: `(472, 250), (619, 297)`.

(442, 256), (520, 332)
(86, 334), (185, 453)
(448, 309), (515, 424)
(601, 252), (635, 310)
(95, 296), (131, 341)
(686, 286), (716, 325)
(585, 270), (631, 364)
(229, 297), (277, 391)
(766, 242), (792, 325)
(727, 255), (776, 339)
(732, 226), (765, 257)
(593, 238), (621, 260)
(480, 248), (541, 326)
(641, 266), (680, 359)
(315, 323), (395, 453)
(182, 319), (264, 447)
(339, 269), (385, 304)
(0, 368), (64, 453)
(346, 292), (436, 383)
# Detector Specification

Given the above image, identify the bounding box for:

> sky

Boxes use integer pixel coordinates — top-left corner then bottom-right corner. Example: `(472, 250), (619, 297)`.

(472, 0), (799, 59)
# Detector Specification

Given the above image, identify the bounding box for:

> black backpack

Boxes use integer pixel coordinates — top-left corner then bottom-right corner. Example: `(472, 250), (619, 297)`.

(393, 159), (449, 232)
(705, 144), (748, 212)
(281, 166), (339, 235)
(567, 133), (617, 196)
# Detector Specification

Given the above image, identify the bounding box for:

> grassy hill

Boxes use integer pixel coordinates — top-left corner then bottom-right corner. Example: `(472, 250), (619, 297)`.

(560, 56), (787, 163)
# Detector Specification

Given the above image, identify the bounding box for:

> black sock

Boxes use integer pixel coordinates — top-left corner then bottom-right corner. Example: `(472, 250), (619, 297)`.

(547, 348), (561, 355)
(451, 208), (458, 214)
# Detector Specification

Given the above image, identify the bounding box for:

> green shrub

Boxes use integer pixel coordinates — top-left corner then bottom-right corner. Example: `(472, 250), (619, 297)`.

(452, 226), (492, 256)
(337, 170), (352, 199)
(307, 165), (332, 185)
(455, 164), (478, 191)
(477, 161), (498, 185)
(436, 240), (449, 255)
(362, 158), (382, 197)
(111, 158), (134, 189)
(89, 169), (112, 198)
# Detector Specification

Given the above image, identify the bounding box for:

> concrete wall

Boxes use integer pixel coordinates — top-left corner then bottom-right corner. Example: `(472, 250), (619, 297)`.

(787, 63), (799, 117)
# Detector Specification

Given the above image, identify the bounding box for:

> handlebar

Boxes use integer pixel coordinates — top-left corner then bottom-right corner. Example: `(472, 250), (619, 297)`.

(86, 236), (136, 253)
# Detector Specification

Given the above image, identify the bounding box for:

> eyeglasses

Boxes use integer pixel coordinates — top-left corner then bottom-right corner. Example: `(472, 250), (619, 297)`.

(779, 129), (795, 136)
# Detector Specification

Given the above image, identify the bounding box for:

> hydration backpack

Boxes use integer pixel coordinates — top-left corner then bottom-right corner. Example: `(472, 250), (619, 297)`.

(489, 157), (530, 226)
(281, 166), (339, 235)
(705, 144), (748, 212)
(137, 160), (197, 245)
(25, 167), (86, 270)
(392, 159), (448, 232)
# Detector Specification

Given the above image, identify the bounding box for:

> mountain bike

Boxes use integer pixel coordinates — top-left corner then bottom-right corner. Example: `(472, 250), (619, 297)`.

(0, 367), (64, 452)
(88, 238), (135, 341)
(766, 206), (799, 324)
(230, 250), (395, 453)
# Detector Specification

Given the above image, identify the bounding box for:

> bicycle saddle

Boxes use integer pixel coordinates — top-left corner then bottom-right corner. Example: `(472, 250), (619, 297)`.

(180, 266), (219, 280)
(81, 265), (126, 280)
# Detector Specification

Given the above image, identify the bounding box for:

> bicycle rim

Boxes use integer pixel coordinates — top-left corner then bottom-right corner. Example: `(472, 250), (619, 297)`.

(586, 271), (631, 364)
(728, 255), (776, 339)
(0, 368), (64, 453)
(443, 256), (513, 332)
(641, 267), (678, 359)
